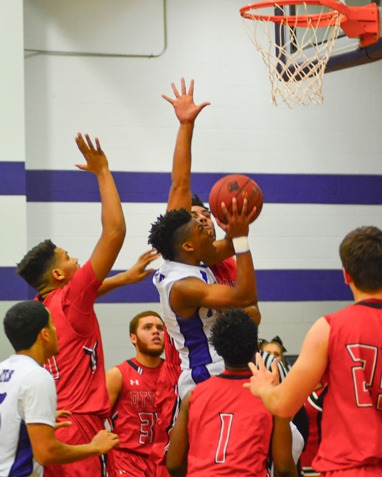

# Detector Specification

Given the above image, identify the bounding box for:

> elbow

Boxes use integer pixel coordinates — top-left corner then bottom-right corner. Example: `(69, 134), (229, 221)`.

(34, 450), (57, 467)
(273, 404), (294, 420)
(166, 464), (185, 477)
(118, 221), (127, 239)
(274, 463), (298, 477)
(109, 224), (126, 248)
(239, 292), (258, 308)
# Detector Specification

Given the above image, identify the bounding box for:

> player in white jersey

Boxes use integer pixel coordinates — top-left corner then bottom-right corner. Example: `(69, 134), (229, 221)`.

(154, 260), (224, 397)
(0, 301), (119, 477)
(149, 205), (259, 399)
(0, 355), (56, 477)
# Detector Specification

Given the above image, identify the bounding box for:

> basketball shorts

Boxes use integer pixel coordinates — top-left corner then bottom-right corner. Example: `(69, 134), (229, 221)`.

(44, 413), (115, 477)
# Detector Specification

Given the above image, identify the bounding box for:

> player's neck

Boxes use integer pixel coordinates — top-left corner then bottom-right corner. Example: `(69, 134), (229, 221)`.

(17, 348), (47, 367)
(135, 352), (162, 368)
(353, 288), (382, 303)
(225, 364), (250, 372)
(38, 283), (64, 299)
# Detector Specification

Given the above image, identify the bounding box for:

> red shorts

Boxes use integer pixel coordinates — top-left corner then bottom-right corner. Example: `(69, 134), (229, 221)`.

(44, 413), (115, 477)
(113, 450), (156, 476)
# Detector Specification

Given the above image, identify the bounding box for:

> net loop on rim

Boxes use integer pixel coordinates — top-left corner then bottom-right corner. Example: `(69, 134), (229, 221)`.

(241, 0), (346, 107)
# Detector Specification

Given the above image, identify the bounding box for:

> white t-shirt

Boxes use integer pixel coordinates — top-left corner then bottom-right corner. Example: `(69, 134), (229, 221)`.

(0, 354), (56, 477)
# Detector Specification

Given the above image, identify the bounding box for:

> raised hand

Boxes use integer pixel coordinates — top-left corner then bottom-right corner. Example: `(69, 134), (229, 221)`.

(162, 78), (210, 124)
(75, 133), (109, 174)
(124, 249), (160, 283)
(243, 353), (280, 397)
(215, 198), (258, 238)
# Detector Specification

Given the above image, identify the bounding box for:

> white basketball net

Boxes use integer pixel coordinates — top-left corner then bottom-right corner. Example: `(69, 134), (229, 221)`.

(242, 2), (344, 107)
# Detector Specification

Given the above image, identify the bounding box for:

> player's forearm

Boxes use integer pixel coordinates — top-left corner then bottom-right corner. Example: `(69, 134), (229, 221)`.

(34, 440), (103, 466)
(234, 252), (258, 307)
(168, 123), (194, 211)
(97, 274), (124, 298)
(97, 270), (140, 298)
(97, 168), (126, 242)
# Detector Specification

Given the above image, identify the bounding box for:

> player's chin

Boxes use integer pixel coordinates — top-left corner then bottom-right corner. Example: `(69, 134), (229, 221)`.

(148, 346), (164, 357)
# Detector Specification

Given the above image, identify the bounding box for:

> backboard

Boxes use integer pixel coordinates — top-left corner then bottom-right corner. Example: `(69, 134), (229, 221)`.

(277, 0), (382, 73)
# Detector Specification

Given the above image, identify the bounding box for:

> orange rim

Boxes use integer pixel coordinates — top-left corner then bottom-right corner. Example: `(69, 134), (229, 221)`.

(240, 0), (348, 27)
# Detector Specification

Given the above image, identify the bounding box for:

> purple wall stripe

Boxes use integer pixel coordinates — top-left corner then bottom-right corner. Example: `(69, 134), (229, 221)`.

(0, 162), (26, 195)
(1, 268), (352, 302)
(0, 164), (381, 204)
(24, 170), (382, 204)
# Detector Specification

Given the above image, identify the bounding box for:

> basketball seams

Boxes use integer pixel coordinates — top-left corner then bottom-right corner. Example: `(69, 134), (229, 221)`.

(209, 174), (263, 225)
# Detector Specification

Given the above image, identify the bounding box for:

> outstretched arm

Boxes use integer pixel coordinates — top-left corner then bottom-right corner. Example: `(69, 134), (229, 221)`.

(75, 133), (126, 282)
(96, 249), (160, 298)
(163, 78), (210, 212)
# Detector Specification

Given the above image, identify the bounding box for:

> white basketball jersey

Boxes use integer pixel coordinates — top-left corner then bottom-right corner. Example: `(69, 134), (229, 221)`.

(0, 354), (56, 477)
(153, 260), (224, 399)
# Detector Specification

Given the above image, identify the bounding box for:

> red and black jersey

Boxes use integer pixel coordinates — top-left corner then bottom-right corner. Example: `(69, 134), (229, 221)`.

(314, 300), (382, 473)
(41, 261), (110, 417)
(112, 358), (163, 458)
(187, 370), (273, 476)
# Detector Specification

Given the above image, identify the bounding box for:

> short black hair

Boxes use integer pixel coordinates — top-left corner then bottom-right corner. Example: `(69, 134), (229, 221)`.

(339, 226), (382, 292)
(16, 239), (57, 291)
(148, 209), (193, 260)
(192, 194), (208, 210)
(210, 309), (258, 367)
(3, 301), (50, 351)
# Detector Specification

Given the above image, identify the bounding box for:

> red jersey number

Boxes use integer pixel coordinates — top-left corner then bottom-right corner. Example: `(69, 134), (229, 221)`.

(215, 413), (234, 464)
(138, 412), (158, 444)
(347, 344), (382, 410)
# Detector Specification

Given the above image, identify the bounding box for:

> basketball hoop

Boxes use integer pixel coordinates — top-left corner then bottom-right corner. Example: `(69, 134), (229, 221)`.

(240, 0), (380, 107)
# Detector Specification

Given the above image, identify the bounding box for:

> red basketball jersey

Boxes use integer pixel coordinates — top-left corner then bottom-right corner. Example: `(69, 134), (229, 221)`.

(187, 370), (273, 476)
(42, 261), (110, 416)
(313, 300), (382, 473)
(112, 358), (163, 460)
(210, 257), (237, 286)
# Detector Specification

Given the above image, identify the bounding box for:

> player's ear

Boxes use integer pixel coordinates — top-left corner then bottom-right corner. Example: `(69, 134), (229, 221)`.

(51, 267), (65, 282)
(130, 333), (137, 346)
(181, 240), (195, 253)
(39, 326), (50, 343)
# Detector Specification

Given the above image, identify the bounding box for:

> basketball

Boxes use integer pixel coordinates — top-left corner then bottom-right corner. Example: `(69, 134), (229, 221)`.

(208, 174), (263, 224)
